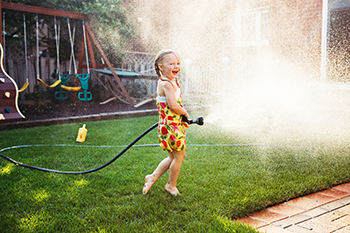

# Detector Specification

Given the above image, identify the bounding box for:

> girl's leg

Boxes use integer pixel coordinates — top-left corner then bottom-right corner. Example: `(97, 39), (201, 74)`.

(165, 149), (186, 196)
(143, 151), (174, 194)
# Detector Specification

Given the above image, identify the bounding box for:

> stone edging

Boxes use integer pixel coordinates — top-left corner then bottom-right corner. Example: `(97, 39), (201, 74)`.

(0, 109), (158, 131)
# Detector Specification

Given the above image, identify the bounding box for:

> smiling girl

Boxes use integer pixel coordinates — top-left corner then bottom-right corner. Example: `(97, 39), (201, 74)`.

(142, 49), (190, 196)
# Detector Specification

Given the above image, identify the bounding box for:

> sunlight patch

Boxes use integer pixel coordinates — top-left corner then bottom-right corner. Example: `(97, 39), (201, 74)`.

(34, 190), (49, 203)
(67, 178), (89, 192)
(74, 178), (88, 187)
(0, 163), (15, 175)
(96, 227), (107, 233)
(20, 211), (50, 231)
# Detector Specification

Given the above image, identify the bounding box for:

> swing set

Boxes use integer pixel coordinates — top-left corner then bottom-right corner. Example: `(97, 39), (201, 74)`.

(54, 17), (92, 101)
(4, 10), (92, 101)
(0, 1), (135, 111)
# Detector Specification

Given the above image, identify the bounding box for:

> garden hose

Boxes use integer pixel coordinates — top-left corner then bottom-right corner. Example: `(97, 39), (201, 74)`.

(0, 122), (158, 174)
(0, 117), (204, 174)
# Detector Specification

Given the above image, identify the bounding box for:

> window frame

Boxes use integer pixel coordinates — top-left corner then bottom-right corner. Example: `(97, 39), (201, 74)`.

(235, 7), (269, 47)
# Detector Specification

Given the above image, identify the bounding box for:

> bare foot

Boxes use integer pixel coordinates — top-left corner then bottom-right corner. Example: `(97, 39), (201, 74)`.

(143, 175), (156, 194)
(165, 184), (181, 196)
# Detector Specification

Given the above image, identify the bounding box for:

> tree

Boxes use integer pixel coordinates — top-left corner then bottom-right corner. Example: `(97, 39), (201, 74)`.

(2, 0), (136, 65)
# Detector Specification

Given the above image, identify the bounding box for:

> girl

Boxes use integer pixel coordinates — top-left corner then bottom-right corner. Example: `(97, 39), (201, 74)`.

(143, 49), (190, 196)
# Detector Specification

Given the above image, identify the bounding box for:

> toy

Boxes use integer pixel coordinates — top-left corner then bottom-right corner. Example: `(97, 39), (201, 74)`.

(76, 124), (87, 142)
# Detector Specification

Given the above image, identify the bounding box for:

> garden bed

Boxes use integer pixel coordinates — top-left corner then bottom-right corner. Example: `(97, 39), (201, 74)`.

(17, 99), (156, 121)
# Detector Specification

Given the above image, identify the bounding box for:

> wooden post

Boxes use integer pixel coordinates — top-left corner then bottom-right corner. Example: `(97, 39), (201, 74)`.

(77, 31), (96, 71)
(86, 33), (96, 68)
(1, 2), (88, 20)
(77, 36), (85, 74)
(85, 23), (134, 106)
(0, 1), (2, 46)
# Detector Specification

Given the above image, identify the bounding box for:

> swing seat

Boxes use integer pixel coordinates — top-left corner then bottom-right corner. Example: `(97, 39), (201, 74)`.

(78, 90), (92, 101)
(54, 74), (83, 100)
(76, 74), (92, 101)
(38, 78), (61, 88)
(61, 85), (81, 91)
(57, 74), (70, 83)
(57, 74), (82, 91)
(18, 82), (29, 92)
(55, 90), (68, 100)
(54, 74), (70, 100)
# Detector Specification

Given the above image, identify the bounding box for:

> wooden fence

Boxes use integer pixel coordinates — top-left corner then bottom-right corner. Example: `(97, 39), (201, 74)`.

(5, 50), (159, 101)
(6, 57), (71, 94)
(5, 49), (234, 100)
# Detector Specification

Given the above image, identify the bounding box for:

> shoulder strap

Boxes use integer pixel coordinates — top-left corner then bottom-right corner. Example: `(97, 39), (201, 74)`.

(160, 78), (176, 91)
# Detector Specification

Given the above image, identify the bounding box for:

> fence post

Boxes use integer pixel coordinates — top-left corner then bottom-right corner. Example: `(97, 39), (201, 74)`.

(184, 58), (192, 94)
(223, 57), (231, 93)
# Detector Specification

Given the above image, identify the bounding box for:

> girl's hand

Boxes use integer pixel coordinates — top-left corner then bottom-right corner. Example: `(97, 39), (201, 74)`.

(184, 112), (190, 119)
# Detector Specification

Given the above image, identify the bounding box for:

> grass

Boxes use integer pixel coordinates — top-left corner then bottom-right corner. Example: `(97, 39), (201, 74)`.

(1, 115), (350, 232)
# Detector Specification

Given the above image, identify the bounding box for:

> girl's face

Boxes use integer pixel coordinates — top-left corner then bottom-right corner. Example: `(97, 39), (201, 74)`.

(158, 53), (181, 80)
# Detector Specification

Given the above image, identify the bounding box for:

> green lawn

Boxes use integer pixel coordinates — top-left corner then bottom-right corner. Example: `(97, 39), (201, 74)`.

(1, 115), (350, 232)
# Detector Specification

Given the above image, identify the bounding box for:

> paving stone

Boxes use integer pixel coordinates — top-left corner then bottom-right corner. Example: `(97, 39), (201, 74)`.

(297, 219), (339, 232)
(285, 225), (313, 232)
(320, 201), (344, 211)
(258, 224), (292, 233)
(286, 197), (322, 210)
(337, 204), (350, 214)
(234, 183), (350, 233)
(304, 192), (338, 204)
(320, 188), (350, 199)
(332, 215), (350, 229)
(333, 183), (350, 193)
(249, 209), (287, 224)
(271, 219), (293, 228)
(287, 214), (312, 224)
(337, 196), (350, 205)
(302, 207), (329, 218)
(312, 210), (347, 227)
(268, 203), (305, 217)
(312, 211), (347, 230)
(334, 225), (350, 233)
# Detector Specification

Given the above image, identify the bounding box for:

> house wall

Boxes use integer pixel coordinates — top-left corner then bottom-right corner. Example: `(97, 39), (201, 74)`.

(132, 0), (323, 85)
(269, 0), (323, 76)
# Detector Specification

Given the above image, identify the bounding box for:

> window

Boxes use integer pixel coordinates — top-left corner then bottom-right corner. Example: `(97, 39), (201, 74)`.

(235, 7), (269, 47)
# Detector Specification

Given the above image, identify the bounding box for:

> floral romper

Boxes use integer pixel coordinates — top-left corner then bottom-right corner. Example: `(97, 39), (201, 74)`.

(157, 78), (189, 152)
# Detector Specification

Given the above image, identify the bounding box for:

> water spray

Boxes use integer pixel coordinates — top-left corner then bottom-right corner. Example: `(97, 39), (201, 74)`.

(0, 117), (204, 174)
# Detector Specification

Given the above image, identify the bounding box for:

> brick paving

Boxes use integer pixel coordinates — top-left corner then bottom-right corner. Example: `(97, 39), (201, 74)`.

(236, 183), (350, 232)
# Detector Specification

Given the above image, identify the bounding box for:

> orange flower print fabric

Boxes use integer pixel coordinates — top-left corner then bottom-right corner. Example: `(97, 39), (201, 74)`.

(157, 98), (189, 152)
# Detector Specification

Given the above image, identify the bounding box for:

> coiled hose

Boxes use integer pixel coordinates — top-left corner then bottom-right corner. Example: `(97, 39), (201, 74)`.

(0, 122), (158, 174)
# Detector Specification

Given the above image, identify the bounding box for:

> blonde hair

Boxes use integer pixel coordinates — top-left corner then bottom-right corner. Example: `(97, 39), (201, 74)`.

(154, 49), (178, 78)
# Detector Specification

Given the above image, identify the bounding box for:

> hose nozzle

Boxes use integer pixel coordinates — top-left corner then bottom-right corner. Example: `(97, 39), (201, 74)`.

(182, 116), (204, 126)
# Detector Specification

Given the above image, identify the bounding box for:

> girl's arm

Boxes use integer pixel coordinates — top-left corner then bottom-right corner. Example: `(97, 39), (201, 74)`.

(163, 82), (189, 118)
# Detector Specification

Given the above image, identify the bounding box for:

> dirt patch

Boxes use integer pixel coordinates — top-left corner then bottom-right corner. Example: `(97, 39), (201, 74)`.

(18, 99), (157, 121)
